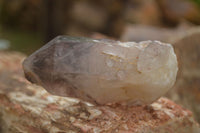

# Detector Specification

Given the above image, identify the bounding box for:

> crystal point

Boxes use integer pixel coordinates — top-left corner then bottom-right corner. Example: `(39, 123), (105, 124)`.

(23, 36), (178, 105)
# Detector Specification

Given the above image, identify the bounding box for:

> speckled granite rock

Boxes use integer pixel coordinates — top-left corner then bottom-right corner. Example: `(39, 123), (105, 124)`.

(0, 51), (199, 133)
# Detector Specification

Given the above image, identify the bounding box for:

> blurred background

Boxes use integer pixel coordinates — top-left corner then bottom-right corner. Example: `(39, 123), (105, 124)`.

(0, 0), (200, 123)
(0, 0), (200, 53)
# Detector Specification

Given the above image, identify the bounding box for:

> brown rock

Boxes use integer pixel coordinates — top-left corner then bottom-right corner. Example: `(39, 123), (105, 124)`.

(167, 28), (200, 124)
(71, 1), (108, 31)
(0, 51), (199, 132)
(121, 23), (193, 42)
(157, 0), (200, 24)
(121, 24), (173, 42)
(124, 0), (162, 26)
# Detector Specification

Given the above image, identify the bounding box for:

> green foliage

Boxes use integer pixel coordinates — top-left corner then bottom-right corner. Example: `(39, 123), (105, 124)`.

(0, 28), (42, 54)
(192, 0), (200, 6)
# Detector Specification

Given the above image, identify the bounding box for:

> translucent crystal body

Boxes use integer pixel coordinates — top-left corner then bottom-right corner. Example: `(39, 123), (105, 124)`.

(23, 36), (178, 105)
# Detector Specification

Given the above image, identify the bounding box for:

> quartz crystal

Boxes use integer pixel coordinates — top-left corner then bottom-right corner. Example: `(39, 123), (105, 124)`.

(23, 36), (178, 105)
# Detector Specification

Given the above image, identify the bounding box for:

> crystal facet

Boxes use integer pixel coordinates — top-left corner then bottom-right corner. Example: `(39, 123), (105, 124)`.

(23, 36), (178, 105)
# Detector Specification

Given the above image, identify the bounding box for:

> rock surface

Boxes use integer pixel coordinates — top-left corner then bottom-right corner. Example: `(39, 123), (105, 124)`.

(0, 51), (199, 133)
(121, 23), (192, 43)
(23, 36), (178, 105)
(167, 27), (200, 123)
